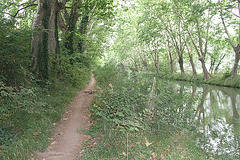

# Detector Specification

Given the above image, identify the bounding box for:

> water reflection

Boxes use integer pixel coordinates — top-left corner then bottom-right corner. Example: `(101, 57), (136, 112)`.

(167, 81), (240, 159)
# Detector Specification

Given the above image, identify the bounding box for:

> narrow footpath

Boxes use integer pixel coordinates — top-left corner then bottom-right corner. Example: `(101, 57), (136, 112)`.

(37, 74), (95, 160)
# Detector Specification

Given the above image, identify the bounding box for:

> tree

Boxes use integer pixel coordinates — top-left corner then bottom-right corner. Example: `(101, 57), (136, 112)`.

(166, 0), (186, 74)
(218, 0), (240, 77)
(31, 0), (58, 81)
(182, 33), (197, 78)
(184, 1), (212, 80)
(30, 0), (114, 82)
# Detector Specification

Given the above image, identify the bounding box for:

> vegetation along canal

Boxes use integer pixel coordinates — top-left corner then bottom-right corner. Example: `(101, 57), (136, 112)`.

(81, 71), (240, 160)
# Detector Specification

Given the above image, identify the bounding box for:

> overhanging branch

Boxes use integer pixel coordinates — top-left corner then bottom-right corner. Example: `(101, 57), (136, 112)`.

(13, 4), (38, 18)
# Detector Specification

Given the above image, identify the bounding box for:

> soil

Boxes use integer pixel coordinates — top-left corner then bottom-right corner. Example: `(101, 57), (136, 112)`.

(36, 74), (96, 160)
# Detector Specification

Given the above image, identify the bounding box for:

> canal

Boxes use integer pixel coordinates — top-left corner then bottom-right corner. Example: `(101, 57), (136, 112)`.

(156, 79), (240, 159)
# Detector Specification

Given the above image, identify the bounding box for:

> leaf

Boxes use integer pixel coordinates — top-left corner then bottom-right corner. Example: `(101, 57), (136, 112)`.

(33, 131), (41, 136)
(145, 137), (152, 147)
(129, 127), (135, 132)
(27, 89), (35, 96)
(116, 112), (124, 117)
(152, 152), (157, 158)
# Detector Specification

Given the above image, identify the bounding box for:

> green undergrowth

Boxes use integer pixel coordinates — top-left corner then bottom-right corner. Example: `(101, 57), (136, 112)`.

(80, 65), (207, 159)
(159, 72), (240, 88)
(0, 70), (91, 160)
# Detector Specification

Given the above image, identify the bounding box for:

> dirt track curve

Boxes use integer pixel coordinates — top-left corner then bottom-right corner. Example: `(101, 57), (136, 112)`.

(37, 74), (95, 160)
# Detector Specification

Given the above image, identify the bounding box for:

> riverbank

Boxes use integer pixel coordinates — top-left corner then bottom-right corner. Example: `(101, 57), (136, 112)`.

(156, 72), (240, 88)
(80, 67), (239, 159)
(80, 66), (239, 159)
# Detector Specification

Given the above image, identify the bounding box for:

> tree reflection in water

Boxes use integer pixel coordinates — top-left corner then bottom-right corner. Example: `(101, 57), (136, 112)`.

(168, 81), (240, 159)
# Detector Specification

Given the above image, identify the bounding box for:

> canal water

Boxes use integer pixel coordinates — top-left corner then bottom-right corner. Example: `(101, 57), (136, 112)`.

(158, 80), (240, 159)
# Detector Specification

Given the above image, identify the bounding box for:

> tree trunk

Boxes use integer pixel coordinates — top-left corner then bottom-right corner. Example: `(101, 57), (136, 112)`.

(182, 35), (197, 78)
(232, 45), (240, 77)
(178, 55), (184, 74)
(64, 3), (80, 56)
(187, 24), (210, 80)
(220, 1), (240, 77)
(166, 38), (174, 74)
(31, 0), (58, 81)
(189, 54), (197, 79)
(214, 54), (226, 74)
(78, 13), (89, 54)
(168, 51), (174, 74)
(155, 52), (159, 74)
(199, 57), (210, 80)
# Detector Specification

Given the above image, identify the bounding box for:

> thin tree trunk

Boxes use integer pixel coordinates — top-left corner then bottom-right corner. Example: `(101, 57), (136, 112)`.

(189, 55), (197, 78)
(182, 35), (197, 79)
(214, 54), (226, 74)
(167, 46), (174, 74)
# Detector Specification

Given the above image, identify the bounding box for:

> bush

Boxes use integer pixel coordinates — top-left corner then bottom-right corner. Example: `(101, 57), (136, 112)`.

(0, 20), (32, 87)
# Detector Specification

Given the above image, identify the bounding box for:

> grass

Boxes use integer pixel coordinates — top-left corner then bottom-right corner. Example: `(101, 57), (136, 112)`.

(151, 133), (206, 160)
(0, 70), (91, 160)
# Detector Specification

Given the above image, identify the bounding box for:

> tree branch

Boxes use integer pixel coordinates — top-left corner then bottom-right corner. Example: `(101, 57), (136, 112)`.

(238, 1), (240, 45)
(204, 11), (210, 57)
(187, 28), (201, 57)
(220, 11), (236, 51)
(196, 20), (204, 56)
(13, 4), (38, 18)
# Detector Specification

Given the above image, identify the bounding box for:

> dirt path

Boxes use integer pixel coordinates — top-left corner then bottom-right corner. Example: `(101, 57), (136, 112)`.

(37, 74), (95, 160)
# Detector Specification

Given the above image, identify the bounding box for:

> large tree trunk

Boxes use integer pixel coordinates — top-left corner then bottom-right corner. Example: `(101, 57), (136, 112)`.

(78, 13), (89, 54)
(64, 2), (80, 56)
(31, 0), (58, 81)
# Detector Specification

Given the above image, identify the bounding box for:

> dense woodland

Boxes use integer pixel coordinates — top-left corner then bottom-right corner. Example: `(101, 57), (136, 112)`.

(0, 0), (239, 159)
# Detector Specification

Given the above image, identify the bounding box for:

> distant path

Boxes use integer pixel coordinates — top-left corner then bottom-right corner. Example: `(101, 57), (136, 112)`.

(37, 74), (95, 160)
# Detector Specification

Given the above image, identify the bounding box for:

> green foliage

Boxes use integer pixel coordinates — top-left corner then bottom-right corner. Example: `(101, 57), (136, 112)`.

(223, 70), (232, 79)
(81, 65), (200, 159)
(50, 54), (91, 88)
(224, 76), (240, 88)
(0, 19), (32, 86)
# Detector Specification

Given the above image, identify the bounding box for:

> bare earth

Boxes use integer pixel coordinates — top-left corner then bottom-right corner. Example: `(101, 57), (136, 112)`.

(37, 74), (95, 160)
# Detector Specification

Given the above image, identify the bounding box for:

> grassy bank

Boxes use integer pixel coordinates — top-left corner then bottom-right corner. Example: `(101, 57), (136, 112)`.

(80, 66), (209, 159)
(0, 70), (91, 160)
(160, 72), (240, 88)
